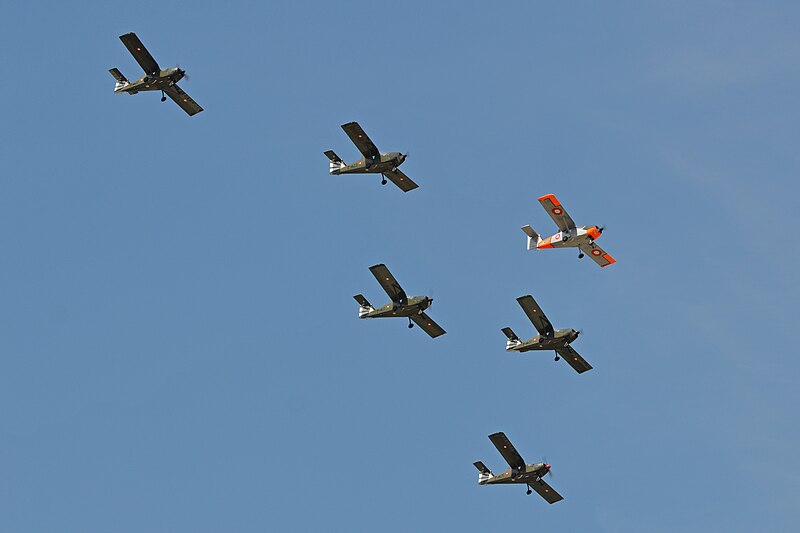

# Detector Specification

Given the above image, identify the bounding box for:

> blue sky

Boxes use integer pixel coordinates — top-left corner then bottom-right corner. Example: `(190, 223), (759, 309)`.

(1, 1), (799, 531)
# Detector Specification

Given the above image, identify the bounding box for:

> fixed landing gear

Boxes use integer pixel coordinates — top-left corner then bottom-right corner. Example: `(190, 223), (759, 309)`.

(381, 174), (387, 185)
(408, 318), (414, 329)
(554, 354), (560, 361)
(578, 251), (584, 259)
(160, 91), (167, 102)
(526, 486), (533, 495)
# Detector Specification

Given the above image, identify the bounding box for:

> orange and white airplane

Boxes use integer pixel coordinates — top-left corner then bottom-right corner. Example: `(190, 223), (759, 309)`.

(522, 194), (616, 268)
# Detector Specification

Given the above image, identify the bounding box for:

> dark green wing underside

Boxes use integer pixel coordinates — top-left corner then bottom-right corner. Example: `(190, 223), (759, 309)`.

(164, 85), (203, 116)
(119, 32), (160, 75)
(488, 432), (525, 470)
(516, 295), (554, 337)
(342, 122), (380, 159)
(369, 263), (407, 304)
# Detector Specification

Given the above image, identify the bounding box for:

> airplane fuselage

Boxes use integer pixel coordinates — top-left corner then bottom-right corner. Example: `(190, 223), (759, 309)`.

(115, 67), (186, 94)
(479, 463), (550, 486)
(332, 152), (406, 175)
(360, 295), (432, 319)
(537, 225), (603, 250)
(506, 328), (579, 352)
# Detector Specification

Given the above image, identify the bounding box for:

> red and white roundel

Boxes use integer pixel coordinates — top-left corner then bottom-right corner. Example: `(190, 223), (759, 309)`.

(591, 249), (602, 256)
(552, 207), (563, 215)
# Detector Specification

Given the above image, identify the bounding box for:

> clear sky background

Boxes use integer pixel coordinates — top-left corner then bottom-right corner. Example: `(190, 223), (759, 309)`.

(1, 1), (798, 531)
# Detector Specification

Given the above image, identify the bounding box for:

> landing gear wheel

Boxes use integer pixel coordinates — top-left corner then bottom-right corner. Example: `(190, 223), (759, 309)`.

(160, 91), (167, 102)
(526, 487), (532, 495)
(381, 175), (387, 185)
(408, 318), (414, 329)
(554, 354), (560, 361)
(578, 252), (584, 259)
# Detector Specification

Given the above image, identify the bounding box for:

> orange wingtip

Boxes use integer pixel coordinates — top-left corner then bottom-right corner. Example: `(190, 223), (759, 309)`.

(600, 254), (616, 267)
(537, 193), (560, 206)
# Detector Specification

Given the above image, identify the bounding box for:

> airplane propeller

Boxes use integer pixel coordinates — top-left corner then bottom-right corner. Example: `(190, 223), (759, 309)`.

(542, 458), (553, 478)
(176, 65), (190, 81)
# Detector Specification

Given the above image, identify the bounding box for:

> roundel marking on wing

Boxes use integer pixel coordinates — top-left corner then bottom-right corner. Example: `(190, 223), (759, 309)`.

(591, 249), (602, 256)
(552, 207), (563, 215)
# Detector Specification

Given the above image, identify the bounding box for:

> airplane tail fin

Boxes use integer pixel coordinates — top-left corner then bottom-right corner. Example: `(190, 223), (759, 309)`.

(354, 294), (374, 318)
(109, 68), (129, 91)
(501, 327), (522, 351)
(521, 225), (541, 251)
(324, 150), (346, 174)
(473, 461), (492, 484)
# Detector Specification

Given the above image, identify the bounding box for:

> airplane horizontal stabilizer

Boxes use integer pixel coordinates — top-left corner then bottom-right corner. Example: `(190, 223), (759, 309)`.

(521, 225), (540, 250)
(108, 68), (128, 82)
(325, 150), (345, 174)
(473, 461), (491, 474)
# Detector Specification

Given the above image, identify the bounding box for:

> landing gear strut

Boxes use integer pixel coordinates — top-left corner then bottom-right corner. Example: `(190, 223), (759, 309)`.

(381, 174), (387, 185)
(408, 318), (414, 329)
(526, 486), (533, 495)
(160, 91), (167, 102)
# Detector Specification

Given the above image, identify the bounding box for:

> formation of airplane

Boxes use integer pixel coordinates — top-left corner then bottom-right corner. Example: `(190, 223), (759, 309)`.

(107, 32), (622, 505)
(503, 295), (592, 374)
(325, 122), (418, 192)
(474, 432), (563, 503)
(355, 264), (445, 338)
(523, 194), (615, 267)
(110, 32), (203, 116)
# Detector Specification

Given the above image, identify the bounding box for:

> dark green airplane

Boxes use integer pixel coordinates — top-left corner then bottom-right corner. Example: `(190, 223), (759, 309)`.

(109, 32), (203, 116)
(502, 295), (592, 374)
(354, 264), (445, 338)
(325, 122), (418, 192)
(474, 432), (563, 503)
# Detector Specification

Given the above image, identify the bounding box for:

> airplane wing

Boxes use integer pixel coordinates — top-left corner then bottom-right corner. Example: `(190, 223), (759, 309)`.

(368, 264), (407, 305)
(578, 242), (616, 268)
(164, 84), (204, 116)
(555, 344), (593, 374)
(530, 479), (564, 504)
(516, 295), (554, 337)
(383, 168), (419, 192)
(538, 194), (576, 232)
(119, 32), (160, 75)
(341, 122), (380, 159)
(410, 312), (446, 338)
(488, 432), (525, 470)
